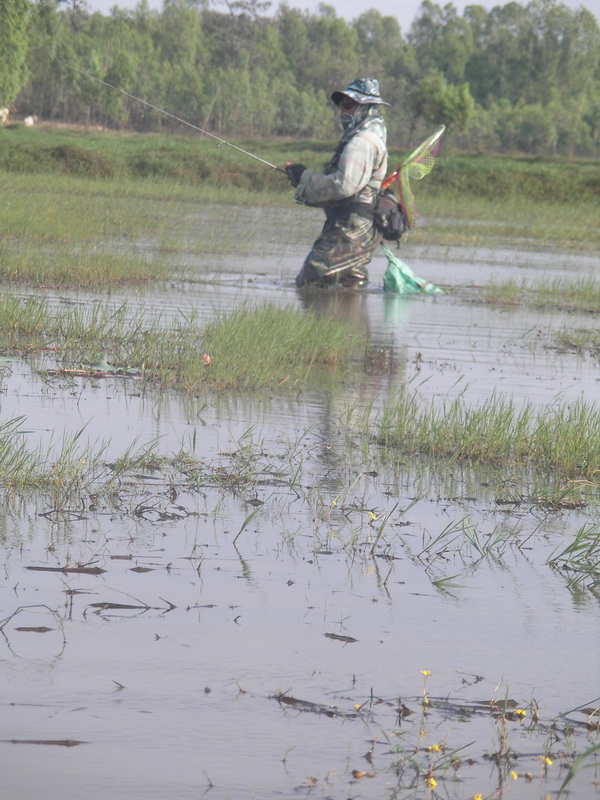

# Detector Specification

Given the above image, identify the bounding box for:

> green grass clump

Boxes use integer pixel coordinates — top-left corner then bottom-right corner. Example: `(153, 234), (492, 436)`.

(377, 393), (600, 478)
(128, 304), (356, 391)
(0, 416), (180, 500)
(0, 298), (356, 392)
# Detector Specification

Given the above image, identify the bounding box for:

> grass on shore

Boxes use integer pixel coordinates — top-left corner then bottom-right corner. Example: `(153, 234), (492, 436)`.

(2, 125), (599, 204)
(0, 125), (597, 285)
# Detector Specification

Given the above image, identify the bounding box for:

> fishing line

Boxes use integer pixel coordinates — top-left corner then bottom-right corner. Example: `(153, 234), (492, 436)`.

(56, 60), (286, 173)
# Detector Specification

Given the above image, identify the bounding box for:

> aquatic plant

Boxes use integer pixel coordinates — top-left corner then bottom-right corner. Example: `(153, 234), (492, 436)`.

(484, 276), (600, 312)
(556, 742), (600, 798)
(552, 325), (600, 358)
(0, 298), (356, 391)
(377, 392), (600, 479)
(547, 521), (600, 591)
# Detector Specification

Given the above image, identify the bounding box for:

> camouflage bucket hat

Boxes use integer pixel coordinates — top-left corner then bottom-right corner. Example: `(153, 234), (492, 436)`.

(331, 78), (390, 107)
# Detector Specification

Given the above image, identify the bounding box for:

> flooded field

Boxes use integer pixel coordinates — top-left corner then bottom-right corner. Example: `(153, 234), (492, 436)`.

(1, 204), (599, 800)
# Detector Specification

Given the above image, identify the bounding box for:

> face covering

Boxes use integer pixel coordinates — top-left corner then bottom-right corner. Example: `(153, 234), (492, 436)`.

(340, 103), (370, 132)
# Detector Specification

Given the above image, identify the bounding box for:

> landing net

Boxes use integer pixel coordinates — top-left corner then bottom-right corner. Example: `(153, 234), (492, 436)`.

(382, 124), (446, 229)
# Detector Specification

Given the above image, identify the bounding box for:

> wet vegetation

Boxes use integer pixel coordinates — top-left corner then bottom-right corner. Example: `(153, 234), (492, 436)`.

(483, 276), (600, 311)
(553, 326), (600, 358)
(376, 392), (600, 480)
(1, 126), (598, 294)
(0, 298), (356, 391)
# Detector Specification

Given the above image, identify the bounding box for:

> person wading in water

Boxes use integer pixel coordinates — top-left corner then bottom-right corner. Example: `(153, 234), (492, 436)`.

(285, 78), (389, 289)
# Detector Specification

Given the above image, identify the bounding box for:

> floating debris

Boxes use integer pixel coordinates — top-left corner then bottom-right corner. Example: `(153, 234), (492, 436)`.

(324, 632), (358, 643)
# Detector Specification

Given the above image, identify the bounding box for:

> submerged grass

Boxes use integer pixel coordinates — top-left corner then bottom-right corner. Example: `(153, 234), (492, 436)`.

(0, 297), (356, 391)
(547, 521), (600, 592)
(0, 171), (300, 286)
(552, 326), (600, 358)
(377, 392), (600, 479)
(0, 241), (167, 287)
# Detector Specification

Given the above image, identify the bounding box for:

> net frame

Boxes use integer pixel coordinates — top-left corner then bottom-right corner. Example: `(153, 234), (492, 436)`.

(382, 125), (446, 229)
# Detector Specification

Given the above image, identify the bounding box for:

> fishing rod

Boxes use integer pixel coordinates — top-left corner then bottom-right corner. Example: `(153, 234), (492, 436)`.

(56, 59), (286, 173)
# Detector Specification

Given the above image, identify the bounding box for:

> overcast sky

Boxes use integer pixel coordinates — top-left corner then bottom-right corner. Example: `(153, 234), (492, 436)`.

(85, 0), (600, 31)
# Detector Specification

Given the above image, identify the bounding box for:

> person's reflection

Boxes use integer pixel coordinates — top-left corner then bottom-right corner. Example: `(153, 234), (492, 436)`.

(296, 286), (413, 383)
(295, 284), (369, 334)
(295, 286), (414, 496)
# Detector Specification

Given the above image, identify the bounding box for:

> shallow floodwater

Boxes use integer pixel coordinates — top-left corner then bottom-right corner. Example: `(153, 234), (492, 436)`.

(1, 206), (599, 800)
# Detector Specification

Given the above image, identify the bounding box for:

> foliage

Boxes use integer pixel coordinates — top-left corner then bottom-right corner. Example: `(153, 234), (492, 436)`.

(0, 0), (31, 107)
(410, 71), (475, 132)
(4, 0), (600, 156)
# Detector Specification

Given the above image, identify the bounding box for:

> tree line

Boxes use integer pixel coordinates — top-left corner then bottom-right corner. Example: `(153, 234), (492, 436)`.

(2, 0), (599, 156)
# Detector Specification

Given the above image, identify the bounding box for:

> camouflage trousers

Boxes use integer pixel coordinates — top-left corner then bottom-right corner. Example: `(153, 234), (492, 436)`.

(295, 212), (382, 288)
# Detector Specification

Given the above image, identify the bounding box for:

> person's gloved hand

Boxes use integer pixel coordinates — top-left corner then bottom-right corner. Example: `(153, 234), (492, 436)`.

(285, 163), (307, 187)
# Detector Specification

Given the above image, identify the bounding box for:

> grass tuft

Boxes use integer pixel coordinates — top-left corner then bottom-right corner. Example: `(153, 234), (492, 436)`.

(483, 277), (600, 312)
(0, 298), (357, 392)
(377, 393), (600, 479)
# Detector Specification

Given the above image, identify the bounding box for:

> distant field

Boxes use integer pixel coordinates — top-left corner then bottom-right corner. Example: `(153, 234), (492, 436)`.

(1, 124), (598, 254)
(1, 123), (599, 200)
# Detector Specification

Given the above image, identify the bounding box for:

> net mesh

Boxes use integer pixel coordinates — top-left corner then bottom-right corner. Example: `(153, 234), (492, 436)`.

(383, 125), (445, 229)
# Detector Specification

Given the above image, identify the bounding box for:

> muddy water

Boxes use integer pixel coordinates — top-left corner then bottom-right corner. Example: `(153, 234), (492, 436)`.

(1, 207), (599, 800)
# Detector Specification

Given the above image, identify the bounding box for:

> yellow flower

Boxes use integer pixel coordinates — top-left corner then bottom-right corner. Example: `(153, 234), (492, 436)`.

(331, 500), (337, 507)
(472, 795), (483, 800)
(425, 777), (437, 789)
(368, 511), (378, 520)
(427, 744), (441, 752)
(354, 704), (361, 710)
(510, 770), (518, 780)
(543, 756), (553, 766)
(515, 708), (526, 718)
(421, 670), (431, 676)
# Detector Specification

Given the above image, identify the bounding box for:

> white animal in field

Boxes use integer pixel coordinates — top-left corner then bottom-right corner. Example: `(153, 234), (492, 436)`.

(0, 108), (9, 126)
(23, 115), (38, 126)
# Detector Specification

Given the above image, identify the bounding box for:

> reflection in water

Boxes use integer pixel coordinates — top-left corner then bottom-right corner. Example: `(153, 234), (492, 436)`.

(294, 287), (413, 493)
(295, 284), (370, 332)
(296, 285), (413, 389)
